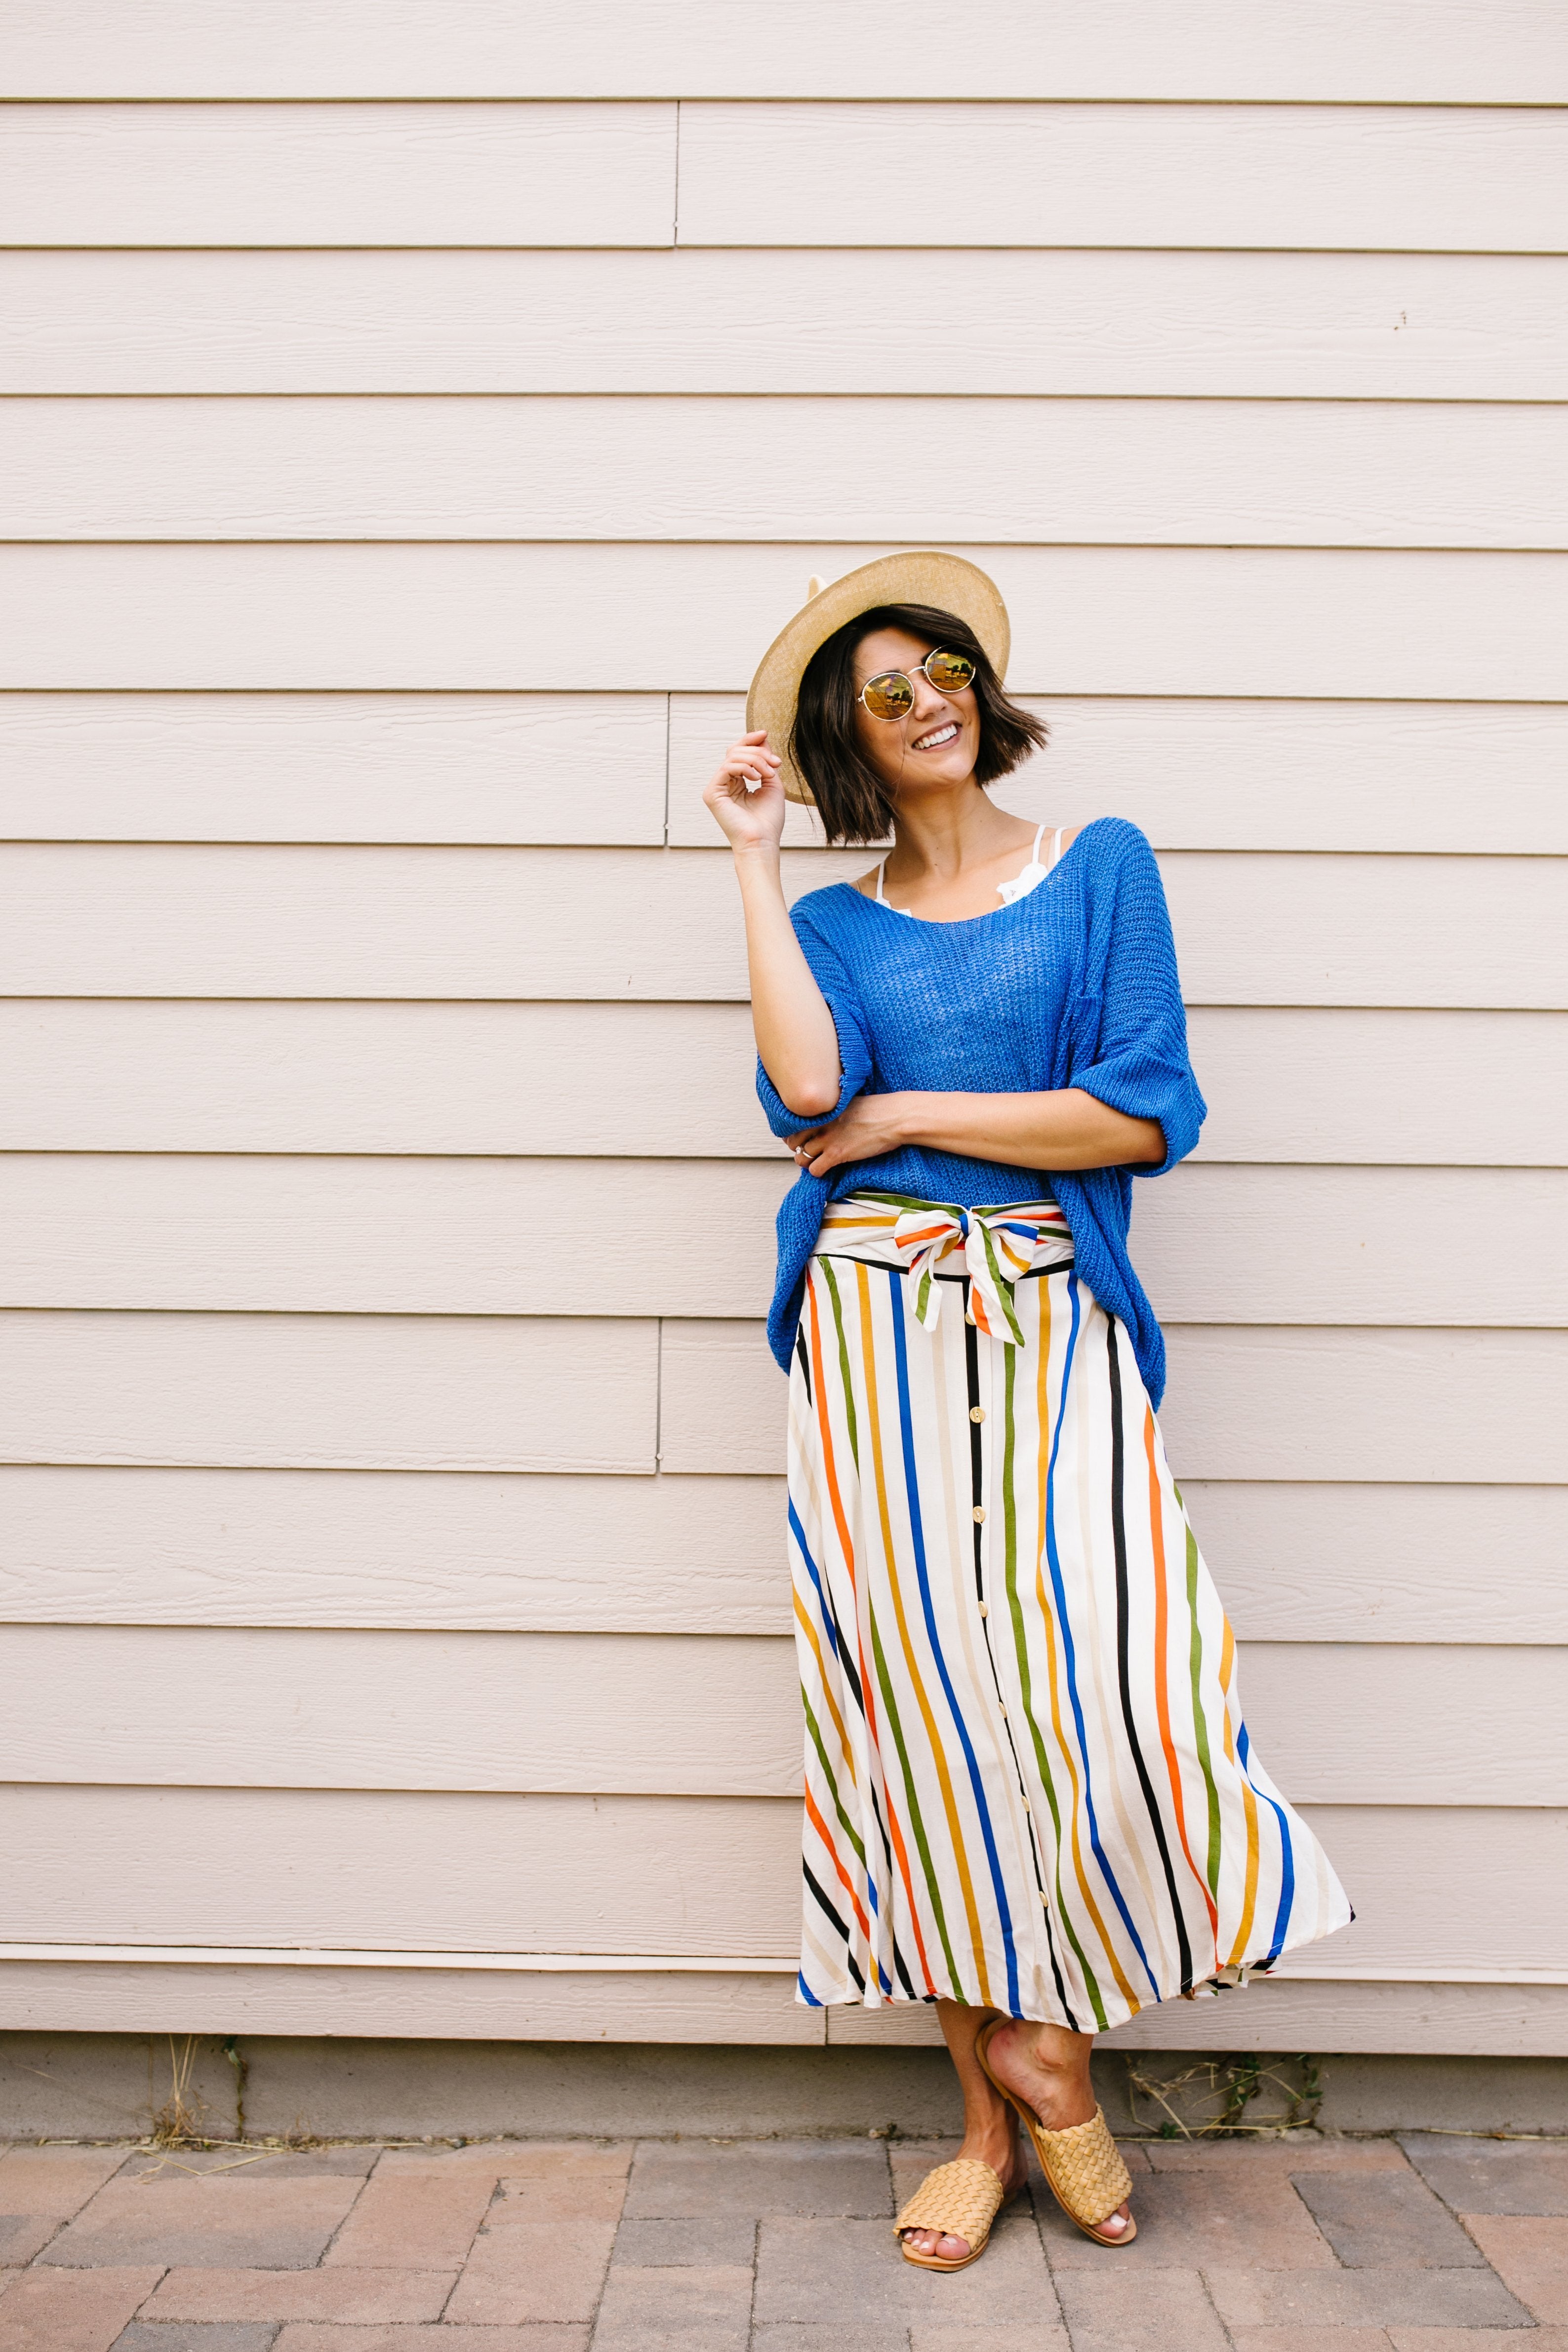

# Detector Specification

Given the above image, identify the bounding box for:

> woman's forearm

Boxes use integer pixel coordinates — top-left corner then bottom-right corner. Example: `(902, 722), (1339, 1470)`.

(885, 1088), (1165, 1171)
(733, 845), (843, 1117)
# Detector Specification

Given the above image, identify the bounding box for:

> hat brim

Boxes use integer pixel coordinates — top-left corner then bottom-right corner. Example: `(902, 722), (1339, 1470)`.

(745, 551), (1011, 805)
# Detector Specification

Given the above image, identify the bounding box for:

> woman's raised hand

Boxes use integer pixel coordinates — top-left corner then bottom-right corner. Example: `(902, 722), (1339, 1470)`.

(704, 730), (786, 851)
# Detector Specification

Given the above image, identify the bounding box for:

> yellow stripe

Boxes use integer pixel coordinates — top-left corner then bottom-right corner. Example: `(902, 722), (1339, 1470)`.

(1217, 1619), (1261, 1965)
(793, 1586), (857, 1781)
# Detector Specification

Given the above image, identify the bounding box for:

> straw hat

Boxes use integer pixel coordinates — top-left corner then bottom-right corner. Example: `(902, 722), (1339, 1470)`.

(746, 551), (1011, 803)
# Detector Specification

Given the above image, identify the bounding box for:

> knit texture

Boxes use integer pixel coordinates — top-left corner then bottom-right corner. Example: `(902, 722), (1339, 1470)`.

(756, 816), (1206, 1405)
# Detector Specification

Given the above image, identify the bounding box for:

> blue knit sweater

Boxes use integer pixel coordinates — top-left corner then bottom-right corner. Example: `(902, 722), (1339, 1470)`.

(756, 817), (1206, 1406)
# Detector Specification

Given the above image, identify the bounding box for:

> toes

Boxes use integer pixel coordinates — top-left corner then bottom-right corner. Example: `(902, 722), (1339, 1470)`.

(1098, 2203), (1131, 2235)
(901, 2225), (971, 2262)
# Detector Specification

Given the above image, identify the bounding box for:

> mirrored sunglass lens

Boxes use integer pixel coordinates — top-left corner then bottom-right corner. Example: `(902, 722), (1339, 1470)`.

(862, 671), (914, 718)
(925, 652), (975, 691)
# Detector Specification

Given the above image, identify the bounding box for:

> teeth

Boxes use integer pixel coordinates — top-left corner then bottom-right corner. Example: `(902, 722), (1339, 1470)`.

(915, 724), (959, 750)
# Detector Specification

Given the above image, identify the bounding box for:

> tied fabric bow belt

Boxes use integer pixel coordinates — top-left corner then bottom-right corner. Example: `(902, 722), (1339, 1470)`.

(814, 1192), (1074, 1347)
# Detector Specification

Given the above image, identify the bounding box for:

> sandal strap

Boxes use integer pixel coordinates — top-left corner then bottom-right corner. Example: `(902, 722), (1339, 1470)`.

(893, 2156), (1005, 2246)
(1036, 2104), (1133, 2229)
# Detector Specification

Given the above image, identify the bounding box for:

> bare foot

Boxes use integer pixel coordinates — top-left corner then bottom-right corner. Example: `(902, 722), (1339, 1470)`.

(982, 2021), (1133, 2240)
(900, 2128), (1027, 2265)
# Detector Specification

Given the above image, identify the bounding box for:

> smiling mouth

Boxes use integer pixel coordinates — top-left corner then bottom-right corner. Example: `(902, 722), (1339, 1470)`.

(913, 722), (960, 751)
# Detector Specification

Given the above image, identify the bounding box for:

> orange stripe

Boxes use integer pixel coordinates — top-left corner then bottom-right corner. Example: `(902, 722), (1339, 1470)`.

(854, 1261), (994, 2008)
(804, 1784), (874, 1944)
(1143, 1405), (1220, 1952)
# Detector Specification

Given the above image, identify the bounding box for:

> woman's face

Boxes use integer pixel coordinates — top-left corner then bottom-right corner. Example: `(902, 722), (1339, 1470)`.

(850, 627), (980, 799)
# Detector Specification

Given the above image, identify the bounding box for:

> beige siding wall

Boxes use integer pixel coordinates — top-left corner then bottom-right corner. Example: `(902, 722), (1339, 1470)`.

(2, 5), (1564, 2055)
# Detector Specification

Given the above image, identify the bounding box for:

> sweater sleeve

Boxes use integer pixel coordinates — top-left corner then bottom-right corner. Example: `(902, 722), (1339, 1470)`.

(1070, 823), (1206, 1177)
(755, 899), (875, 1138)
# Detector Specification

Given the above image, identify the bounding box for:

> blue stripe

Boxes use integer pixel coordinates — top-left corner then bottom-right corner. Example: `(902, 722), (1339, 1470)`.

(1238, 1723), (1297, 1966)
(887, 1267), (1021, 2016)
(798, 1972), (823, 2006)
(1042, 1274), (1161, 1999)
(791, 1452), (885, 1978)
(788, 1497), (840, 1662)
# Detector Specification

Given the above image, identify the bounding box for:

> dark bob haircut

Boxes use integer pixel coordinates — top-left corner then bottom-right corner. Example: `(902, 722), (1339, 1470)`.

(789, 601), (1047, 846)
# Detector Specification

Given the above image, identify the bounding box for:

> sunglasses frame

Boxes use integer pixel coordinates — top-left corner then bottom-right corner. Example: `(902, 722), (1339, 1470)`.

(857, 648), (977, 722)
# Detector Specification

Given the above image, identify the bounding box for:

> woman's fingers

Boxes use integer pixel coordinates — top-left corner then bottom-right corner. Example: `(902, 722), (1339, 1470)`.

(706, 733), (783, 807)
(790, 1125), (839, 1173)
(701, 729), (787, 843)
(725, 733), (781, 789)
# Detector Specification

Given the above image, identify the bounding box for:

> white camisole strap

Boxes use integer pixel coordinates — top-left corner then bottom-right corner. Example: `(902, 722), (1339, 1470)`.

(875, 821), (1065, 909)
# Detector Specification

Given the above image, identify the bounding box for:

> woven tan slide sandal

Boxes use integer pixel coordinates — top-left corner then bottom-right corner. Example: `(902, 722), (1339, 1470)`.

(894, 2155), (1012, 2271)
(976, 2018), (1137, 2248)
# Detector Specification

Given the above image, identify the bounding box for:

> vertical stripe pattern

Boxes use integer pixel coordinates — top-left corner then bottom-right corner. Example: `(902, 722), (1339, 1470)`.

(787, 1193), (1353, 2028)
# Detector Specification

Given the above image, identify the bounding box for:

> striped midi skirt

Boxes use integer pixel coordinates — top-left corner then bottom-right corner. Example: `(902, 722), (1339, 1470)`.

(787, 1191), (1353, 2031)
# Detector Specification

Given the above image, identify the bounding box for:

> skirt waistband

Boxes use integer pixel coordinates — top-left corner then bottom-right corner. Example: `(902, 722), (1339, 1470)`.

(813, 1191), (1073, 1346)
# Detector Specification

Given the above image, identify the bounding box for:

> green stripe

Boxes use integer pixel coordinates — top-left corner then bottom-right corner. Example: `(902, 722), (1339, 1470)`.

(1000, 1344), (1109, 2029)
(819, 1259), (859, 1470)
(977, 1219), (1026, 1346)
(802, 1691), (868, 1873)
(1185, 1517), (1223, 1898)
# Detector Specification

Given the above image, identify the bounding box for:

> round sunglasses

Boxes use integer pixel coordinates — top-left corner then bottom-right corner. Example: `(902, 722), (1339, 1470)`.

(857, 648), (977, 722)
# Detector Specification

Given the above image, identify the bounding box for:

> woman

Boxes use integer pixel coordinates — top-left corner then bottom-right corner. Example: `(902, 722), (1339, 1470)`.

(704, 553), (1351, 2271)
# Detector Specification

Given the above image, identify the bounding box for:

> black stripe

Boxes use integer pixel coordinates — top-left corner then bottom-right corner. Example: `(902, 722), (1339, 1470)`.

(804, 1854), (867, 1991)
(794, 1321), (812, 1402)
(821, 1577), (865, 1718)
(1107, 1319), (1196, 1994)
(964, 1302), (986, 1602)
(804, 1859), (850, 1943)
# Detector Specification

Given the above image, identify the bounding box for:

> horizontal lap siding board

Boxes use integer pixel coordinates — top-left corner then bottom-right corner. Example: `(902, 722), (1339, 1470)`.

(8, 251), (1568, 398)
(0, 1469), (798, 1636)
(2, 846), (1565, 1005)
(0, 1623), (1559, 1804)
(2, 1157), (1565, 1325)
(5, 544), (1568, 695)
(673, 105), (1568, 253)
(0, 1960), (824, 2046)
(0, 1785), (1563, 1980)
(3, 1005), (1568, 1166)
(8, 34), (1562, 2055)
(5, 1), (1565, 101)
(9, 401), (1568, 550)
(5, 104), (1564, 252)
(2, 1468), (1565, 1644)
(0, 1310), (660, 1473)
(6, 696), (1568, 852)
(0, 694), (672, 849)
(0, 106), (679, 247)
(0, 1786), (809, 1953)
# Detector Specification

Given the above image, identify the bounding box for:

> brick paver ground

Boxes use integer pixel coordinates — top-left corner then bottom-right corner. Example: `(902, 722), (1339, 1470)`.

(0, 2126), (1563, 2350)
